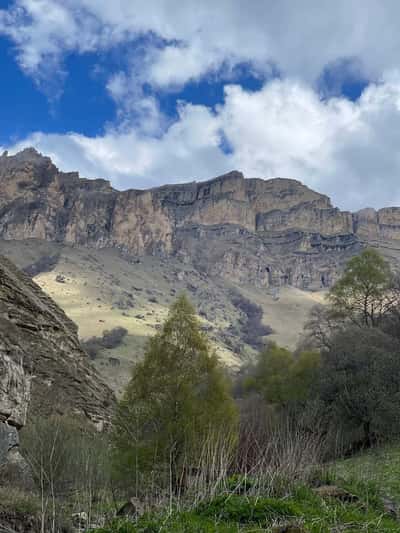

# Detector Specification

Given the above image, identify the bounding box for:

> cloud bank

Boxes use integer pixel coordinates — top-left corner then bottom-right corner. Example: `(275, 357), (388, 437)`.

(2, 1), (400, 210)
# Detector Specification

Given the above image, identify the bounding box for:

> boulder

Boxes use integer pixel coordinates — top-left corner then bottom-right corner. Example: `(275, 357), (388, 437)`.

(0, 423), (33, 489)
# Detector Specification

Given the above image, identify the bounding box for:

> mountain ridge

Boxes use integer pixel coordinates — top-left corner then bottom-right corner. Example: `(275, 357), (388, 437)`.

(1, 148), (400, 292)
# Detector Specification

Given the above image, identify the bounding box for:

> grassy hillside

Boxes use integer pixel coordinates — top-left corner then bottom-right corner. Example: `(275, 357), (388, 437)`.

(0, 239), (325, 395)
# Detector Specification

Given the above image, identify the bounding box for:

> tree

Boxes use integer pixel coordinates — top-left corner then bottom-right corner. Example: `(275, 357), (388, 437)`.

(328, 248), (398, 327)
(247, 343), (320, 407)
(304, 303), (345, 350)
(112, 295), (238, 494)
(317, 326), (400, 446)
(303, 249), (400, 451)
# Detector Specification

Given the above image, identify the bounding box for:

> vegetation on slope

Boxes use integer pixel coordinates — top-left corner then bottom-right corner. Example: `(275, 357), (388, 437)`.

(4, 248), (400, 532)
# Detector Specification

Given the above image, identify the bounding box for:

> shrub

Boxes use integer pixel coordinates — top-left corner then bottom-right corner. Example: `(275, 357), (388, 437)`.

(81, 327), (128, 359)
(317, 326), (400, 447)
(224, 474), (254, 494)
(229, 289), (273, 350)
(102, 327), (128, 349)
(20, 415), (111, 501)
(23, 253), (60, 276)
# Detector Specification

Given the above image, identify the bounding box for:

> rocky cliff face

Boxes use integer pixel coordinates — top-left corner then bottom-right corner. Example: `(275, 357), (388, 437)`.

(0, 253), (115, 431)
(1, 148), (400, 289)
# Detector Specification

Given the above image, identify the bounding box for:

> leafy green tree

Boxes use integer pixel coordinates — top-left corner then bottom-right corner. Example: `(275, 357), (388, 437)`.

(328, 248), (398, 327)
(249, 343), (320, 407)
(291, 350), (321, 402)
(252, 343), (293, 404)
(112, 295), (238, 493)
(317, 326), (400, 446)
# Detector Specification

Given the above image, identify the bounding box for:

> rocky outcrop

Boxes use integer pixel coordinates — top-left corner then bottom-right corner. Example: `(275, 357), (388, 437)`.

(0, 253), (115, 482)
(0, 253), (115, 428)
(1, 148), (400, 289)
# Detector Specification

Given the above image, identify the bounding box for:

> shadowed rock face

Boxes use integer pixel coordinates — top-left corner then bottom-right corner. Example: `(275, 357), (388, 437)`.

(0, 253), (115, 486)
(0, 254), (115, 431)
(1, 148), (400, 289)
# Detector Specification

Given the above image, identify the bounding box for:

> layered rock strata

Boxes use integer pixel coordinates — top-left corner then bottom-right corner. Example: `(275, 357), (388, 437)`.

(0, 148), (399, 288)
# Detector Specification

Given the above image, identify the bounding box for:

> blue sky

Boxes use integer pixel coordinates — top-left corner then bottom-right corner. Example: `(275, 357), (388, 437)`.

(1, 1), (400, 210)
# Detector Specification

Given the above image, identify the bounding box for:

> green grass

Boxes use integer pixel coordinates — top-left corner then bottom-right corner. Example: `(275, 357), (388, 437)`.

(91, 481), (400, 532)
(91, 443), (400, 532)
(334, 444), (400, 503)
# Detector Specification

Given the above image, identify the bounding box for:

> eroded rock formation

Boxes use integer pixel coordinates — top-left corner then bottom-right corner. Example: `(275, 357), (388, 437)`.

(1, 148), (400, 289)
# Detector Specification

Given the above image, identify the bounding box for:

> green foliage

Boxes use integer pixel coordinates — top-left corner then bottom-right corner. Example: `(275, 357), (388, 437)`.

(328, 248), (396, 327)
(253, 343), (293, 404)
(93, 513), (266, 532)
(196, 494), (299, 522)
(317, 326), (400, 444)
(291, 350), (321, 402)
(335, 443), (400, 502)
(250, 343), (320, 407)
(0, 487), (41, 515)
(223, 474), (255, 494)
(112, 294), (238, 491)
(302, 249), (400, 449)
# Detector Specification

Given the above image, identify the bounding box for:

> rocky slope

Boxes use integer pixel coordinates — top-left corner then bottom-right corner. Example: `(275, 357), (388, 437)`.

(2, 148), (400, 290)
(0, 253), (115, 432)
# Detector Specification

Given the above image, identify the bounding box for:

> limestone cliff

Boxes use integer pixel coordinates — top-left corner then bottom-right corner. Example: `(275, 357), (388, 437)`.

(1, 148), (400, 289)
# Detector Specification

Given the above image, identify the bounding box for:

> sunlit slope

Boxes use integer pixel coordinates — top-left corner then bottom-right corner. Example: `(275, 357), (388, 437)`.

(0, 239), (326, 394)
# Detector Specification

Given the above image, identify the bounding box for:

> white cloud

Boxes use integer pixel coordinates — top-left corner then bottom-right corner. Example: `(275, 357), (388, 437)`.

(7, 75), (400, 211)
(8, 103), (227, 189)
(220, 76), (400, 210)
(4, 1), (400, 211)
(2, 0), (400, 90)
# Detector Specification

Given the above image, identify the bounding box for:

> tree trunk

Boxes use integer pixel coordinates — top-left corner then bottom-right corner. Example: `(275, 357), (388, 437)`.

(363, 421), (371, 447)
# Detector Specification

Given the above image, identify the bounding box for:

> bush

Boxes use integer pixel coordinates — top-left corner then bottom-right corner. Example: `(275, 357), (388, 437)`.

(102, 327), (128, 349)
(244, 343), (320, 407)
(81, 327), (128, 359)
(20, 415), (111, 501)
(23, 253), (60, 276)
(81, 337), (103, 359)
(229, 289), (273, 350)
(316, 325), (400, 447)
(224, 474), (255, 494)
